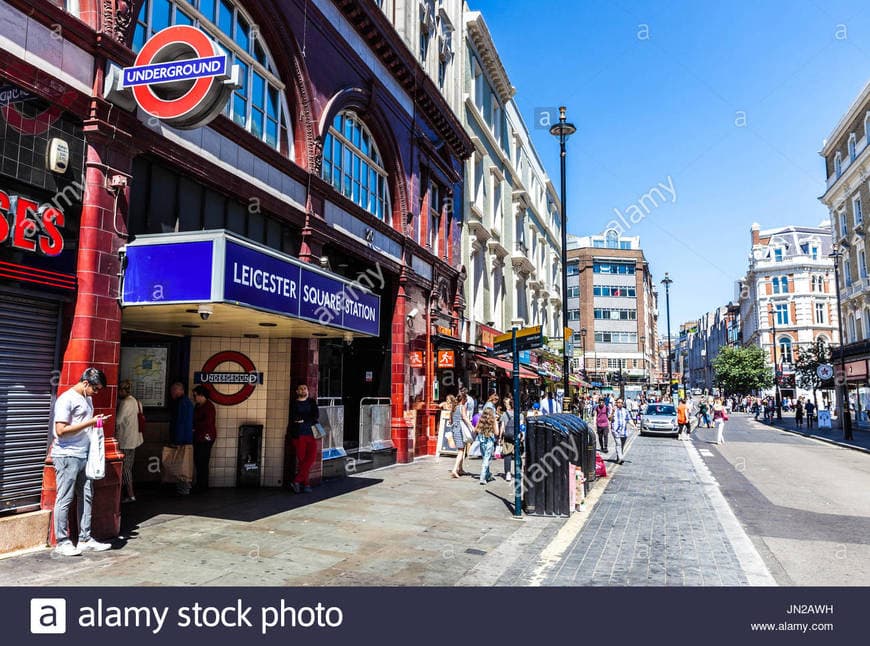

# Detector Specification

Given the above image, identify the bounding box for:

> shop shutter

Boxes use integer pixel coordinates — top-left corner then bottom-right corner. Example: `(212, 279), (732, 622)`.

(0, 293), (61, 512)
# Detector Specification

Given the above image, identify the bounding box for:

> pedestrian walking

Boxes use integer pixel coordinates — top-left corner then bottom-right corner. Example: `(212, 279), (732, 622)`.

(712, 397), (728, 445)
(805, 400), (816, 428)
(116, 379), (143, 504)
(192, 385), (217, 491)
(288, 383), (319, 493)
(499, 396), (517, 482)
(51, 367), (112, 556)
(677, 398), (691, 439)
(794, 398), (804, 428)
(610, 399), (631, 464)
(476, 408), (498, 485)
(594, 398), (610, 453)
(445, 395), (468, 479)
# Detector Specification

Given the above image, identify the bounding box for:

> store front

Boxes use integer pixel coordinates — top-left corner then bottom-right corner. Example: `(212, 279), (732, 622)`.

(0, 79), (85, 515)
(120, 230), (384, 487)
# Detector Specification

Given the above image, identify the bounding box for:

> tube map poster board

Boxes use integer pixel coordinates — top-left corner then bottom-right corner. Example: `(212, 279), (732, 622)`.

(120, 346), (169, 407)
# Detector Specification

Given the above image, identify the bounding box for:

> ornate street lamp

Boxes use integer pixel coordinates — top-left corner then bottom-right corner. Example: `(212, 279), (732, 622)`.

(829, 244), (853, 440)
(550, 106), (576, 403)
(661, 273), (673, 401)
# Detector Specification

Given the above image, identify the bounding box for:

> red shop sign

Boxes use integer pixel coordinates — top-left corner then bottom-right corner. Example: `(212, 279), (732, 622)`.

(0, 189), (65, 256)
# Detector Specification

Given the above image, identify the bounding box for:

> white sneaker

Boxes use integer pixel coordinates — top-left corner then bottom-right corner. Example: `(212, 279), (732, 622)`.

(54, 542), (82, 557)
(79, 538), (112, 552)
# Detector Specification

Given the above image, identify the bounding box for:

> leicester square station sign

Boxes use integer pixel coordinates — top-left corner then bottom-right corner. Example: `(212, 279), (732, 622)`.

(122, 25), (239, 129)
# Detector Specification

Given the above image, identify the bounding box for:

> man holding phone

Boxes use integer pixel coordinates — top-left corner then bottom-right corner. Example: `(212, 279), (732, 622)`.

(51, 367), (113, 556)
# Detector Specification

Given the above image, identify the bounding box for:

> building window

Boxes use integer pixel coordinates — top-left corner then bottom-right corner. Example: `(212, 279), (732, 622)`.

(835, 152), (843, 178)
(568, 309), (580, 321)
(593, 285), (636, 297)
(849, 313), (857, 342)
(593, 308), (637, 320)
(778, 337), (793, 364)
(773, 248), (784, 262)
(472, 59), (484, 108)
(567, 285), (581, 298)
(567, 262), (580, 276)
(772, 277), (780, 294)
(849, 133), (857, 161)
(840, 211), (848, 238)
(134, 0), (290, 151)
(490, 95), (502, 142)
(605, 229), (619, 249)
(781, 276), (789, 292)
(815, 302), (825, 324)
(854, 196), (863, 225)
(322, 112), (390, 220)
(775, 303), (788, 326)
(594, 331), (638, 344)
(844, 258), (853, 286)
(428, 180), (442, 253)
(593, 262), (635, 275)
(592, 239), (604, 248)
(861, 249), (868, 279)
(864, 308), (870, 338)
(619, 241), (632, 249)
(811, 245), (819, 259)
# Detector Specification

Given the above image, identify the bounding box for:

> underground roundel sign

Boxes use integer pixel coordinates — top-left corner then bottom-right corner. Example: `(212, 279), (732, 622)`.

(122, 25), (239, 129)
(194, 351), (264, 406)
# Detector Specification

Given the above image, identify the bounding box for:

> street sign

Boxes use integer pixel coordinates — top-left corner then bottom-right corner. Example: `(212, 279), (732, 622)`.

(437, 350), (455, 368)
(493, 325), (542, 355)
(817, 364), (834, 381)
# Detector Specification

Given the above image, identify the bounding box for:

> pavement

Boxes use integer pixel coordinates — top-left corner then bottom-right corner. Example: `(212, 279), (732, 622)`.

(0, 420), (775, 588)
(753, 411), (870, 453)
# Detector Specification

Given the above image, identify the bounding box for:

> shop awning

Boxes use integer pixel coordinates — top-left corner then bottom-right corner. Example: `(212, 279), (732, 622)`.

(478, 355), (539, 379)
(570, 375), (591, 388)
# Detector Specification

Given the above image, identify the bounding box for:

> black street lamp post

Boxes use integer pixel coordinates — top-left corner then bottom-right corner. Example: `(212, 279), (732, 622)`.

(550, 106), (576, 404)
(768, 304), (783, 421)
(830, 244), (853, 440)
(661, 273), (673, 401)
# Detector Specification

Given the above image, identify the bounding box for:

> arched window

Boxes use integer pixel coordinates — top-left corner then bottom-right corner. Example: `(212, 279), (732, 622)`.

(835, 152), (843, 177)
(605, 229), (619, 249)
(133, 0), (291, 151)
(781, 276), (789, 293)
(778, 337), (793, 364)
(322, 112), (390, 220)
(772, 277), (780, 294)
(849, 133), (857, 161)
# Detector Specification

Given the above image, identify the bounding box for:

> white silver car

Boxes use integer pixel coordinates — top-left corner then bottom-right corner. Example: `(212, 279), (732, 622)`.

(640, 403), (678, 437)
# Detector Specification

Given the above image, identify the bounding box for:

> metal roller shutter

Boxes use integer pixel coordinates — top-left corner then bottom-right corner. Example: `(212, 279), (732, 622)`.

(0, 292), (61, 512)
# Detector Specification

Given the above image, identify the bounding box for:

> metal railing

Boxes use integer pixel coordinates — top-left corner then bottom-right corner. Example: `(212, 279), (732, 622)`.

(359, 397), (393, 451)
(317, 397), (347, 460)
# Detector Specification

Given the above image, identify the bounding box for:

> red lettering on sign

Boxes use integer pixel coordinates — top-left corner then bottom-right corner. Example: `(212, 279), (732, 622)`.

(0, 190), (9, 243)
(39, 205), (65, 256)
(12, 196), (38, 252)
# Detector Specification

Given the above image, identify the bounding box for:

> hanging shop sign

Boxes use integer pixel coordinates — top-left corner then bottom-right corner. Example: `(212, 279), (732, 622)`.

(477, 324), (501, 350)
(123, 25), (239, 129)
(122, 231), (381, 336)
(409, 352), (424, 368)
(194, 351), (263, 406)
(437, 350), (455, 368)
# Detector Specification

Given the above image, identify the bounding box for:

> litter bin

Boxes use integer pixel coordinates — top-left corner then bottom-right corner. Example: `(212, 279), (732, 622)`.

(237, 424), (263, 487)
(523, 415), (574, 517)
(550, 414), (596, 493)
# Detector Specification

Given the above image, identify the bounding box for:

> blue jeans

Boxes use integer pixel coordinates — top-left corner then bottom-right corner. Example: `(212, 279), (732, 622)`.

(479, 436), (495, 483)
(53, 455), (94, 545)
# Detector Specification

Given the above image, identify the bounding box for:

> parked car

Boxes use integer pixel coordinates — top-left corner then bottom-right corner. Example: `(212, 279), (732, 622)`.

(640, 403), (678, 437)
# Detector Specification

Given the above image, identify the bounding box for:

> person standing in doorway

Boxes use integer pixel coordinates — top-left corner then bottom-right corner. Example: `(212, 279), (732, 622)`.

(169, 382), (194, 495)
(116, 380), (143, 503)
(51, 368), (112, 556)
(289, 384), (319, 493)
(192, 385), (217, 492)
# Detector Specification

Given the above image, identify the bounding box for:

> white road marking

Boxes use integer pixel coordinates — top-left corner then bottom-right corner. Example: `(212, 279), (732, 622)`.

(698, 449), (714, 457)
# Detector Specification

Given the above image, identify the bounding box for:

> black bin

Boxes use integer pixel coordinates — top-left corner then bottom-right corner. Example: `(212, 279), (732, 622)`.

(523, 415), (574, 517)
(551, 414), (597, 493)
(237, 424), (263, 487)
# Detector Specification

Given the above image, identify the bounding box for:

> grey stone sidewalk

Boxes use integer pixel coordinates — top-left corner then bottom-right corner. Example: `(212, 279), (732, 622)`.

(758, 412), (870, 453)
(515, 433), (775, 586)
(0, 456), (563, 587)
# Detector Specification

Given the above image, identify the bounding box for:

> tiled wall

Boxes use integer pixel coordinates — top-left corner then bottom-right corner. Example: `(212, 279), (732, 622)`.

(189, 337), (291, 488)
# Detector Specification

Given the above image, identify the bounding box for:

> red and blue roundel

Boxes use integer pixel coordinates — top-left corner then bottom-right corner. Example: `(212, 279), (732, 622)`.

(123, 25), (239, 130)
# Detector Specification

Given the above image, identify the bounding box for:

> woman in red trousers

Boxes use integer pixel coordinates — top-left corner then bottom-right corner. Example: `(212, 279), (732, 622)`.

(289, 384), (320, 493)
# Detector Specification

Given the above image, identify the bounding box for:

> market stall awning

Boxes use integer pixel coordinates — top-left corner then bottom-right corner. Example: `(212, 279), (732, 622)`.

(478, 355), (540, 379)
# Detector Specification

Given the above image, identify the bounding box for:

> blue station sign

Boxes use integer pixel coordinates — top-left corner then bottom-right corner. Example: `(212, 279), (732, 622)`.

(122, 55), (227, 88)
(122, 231), (381, 337)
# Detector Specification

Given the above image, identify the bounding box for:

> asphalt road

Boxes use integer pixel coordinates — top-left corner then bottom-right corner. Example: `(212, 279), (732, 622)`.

(689, 412), (870, 585)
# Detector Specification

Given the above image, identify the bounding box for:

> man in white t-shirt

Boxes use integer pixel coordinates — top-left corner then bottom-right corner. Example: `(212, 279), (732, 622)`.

(540, 391), (562, 415)
(51, 368), (113, 556)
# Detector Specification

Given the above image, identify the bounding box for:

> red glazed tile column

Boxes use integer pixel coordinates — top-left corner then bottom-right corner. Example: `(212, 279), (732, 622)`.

(390, 268), (411, 462)
(41, 139), (131, 544)
(287, 338), (322, 486)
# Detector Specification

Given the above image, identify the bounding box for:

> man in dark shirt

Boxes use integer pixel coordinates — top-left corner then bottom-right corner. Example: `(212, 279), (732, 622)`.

(169, 382), (194, 494)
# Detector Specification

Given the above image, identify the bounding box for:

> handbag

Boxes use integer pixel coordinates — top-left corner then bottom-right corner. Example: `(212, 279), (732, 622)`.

(85, 426), (105, 480)
(312, 422), (327, 440)
(460, 420), (473, 444)
(161, 444), (193, 483)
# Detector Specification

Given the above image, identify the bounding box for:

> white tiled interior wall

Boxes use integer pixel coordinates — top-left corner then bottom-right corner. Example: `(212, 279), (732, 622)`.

(189, 338), (291, 488)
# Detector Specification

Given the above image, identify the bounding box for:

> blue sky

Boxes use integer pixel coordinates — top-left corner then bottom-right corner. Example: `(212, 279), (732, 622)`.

(470, 0), (870, 330)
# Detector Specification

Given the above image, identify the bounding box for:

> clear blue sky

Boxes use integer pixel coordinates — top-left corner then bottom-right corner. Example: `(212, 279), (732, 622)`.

(470, 0), (870, 331)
